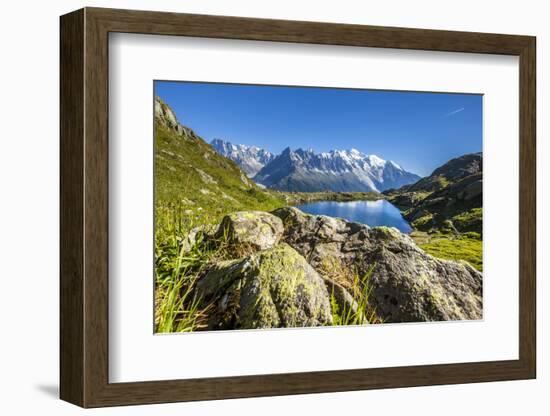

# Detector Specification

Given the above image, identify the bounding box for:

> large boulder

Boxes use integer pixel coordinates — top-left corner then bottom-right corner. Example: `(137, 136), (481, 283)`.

(197, 243), (333, 330)
(272, 207), (482, 323)
(272, 207), (367, 266)
(214, 211), (284, 251)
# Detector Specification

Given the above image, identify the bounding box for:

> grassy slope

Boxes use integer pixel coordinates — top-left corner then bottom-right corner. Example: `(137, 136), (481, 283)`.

(155, 122), (285, 223)
(411, 231), (482, 271)
(412, 205), (482, 271)
(399, 203), (482, 271)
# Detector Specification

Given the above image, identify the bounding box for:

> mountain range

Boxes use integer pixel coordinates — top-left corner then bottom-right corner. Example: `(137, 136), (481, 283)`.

(211, 139), (420, 193)
(211, 139), (275, 177)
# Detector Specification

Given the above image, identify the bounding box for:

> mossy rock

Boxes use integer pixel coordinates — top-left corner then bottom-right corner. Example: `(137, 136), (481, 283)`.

(215, 211), (284, 251)
(196, 243), (333, 330)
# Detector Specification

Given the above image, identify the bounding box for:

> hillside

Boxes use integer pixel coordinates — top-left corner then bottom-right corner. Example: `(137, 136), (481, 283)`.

(154, 97), (285, 226)
(385, 152), (482, 234)
(384, 153), (483, 270)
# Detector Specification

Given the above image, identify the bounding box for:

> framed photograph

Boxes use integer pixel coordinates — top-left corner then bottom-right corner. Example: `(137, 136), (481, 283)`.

(60, 7), (536, 408)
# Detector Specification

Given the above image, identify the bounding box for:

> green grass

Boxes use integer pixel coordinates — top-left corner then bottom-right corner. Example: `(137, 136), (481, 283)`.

(411, 213), (434, 230)
(329, 264), (384, 326)
(416, 233), (482, 271)
(435, 175), (450, 189)
(155, 208), (248, 332)
(451, 208), (482, 233)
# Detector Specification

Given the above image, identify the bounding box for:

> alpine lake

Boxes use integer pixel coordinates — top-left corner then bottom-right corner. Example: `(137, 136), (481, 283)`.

(295, 199), (412, 233)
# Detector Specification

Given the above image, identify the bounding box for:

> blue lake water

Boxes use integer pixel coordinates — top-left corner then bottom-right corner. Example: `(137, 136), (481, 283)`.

(296, 199), (412, 233)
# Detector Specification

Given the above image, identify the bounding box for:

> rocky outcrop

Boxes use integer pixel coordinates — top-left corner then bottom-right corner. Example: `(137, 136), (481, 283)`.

(193, 207), (482, 329)
(197, 243), (333, 330)
(272, 207), (482, 322)
(214, 211), (284, 251)
(155, 96), (198, 139)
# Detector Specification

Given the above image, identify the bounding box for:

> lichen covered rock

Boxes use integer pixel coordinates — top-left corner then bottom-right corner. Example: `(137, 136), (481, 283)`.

(215, 211), (284, 251)
(197, 243), (333, 330)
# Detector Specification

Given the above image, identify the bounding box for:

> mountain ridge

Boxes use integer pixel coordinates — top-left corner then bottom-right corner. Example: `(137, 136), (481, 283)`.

(211, 139), (275, 177)
(255, 146), (420, 193)
(211, 139), (421, 193)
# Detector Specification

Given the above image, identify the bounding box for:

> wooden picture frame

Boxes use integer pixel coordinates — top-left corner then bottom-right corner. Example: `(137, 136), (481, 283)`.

(60, 7), (536, 408)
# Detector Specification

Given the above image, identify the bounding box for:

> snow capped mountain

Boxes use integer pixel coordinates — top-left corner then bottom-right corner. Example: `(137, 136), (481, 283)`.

(211, 139), (275, 177)
(210, 139), (420, 193)
(254, 147), (421, 193)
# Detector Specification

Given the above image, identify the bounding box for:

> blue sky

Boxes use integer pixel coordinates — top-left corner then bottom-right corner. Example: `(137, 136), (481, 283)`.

(155, 81), (482, 176)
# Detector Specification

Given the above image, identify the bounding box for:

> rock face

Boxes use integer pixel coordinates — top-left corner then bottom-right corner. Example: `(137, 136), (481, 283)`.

(155, 96), (197, 139)
(197, 243), (333, 329)
(272, 207), (482, 322)
(215, 211), (284, 251)
(458, 177), (482, 201)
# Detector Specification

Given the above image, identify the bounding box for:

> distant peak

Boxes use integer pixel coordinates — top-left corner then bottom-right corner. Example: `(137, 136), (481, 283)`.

(367, 154), (386, 167)
(281, 146), (292, 154)
(348, 148), (366, 159)
(210, 138), (226, 146)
